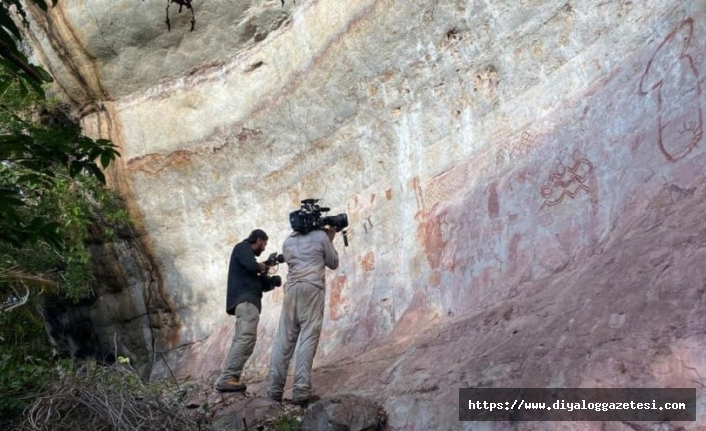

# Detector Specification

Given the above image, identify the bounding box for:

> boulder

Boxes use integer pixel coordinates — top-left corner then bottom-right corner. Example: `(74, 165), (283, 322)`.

(212, 396), (285, 430)
(300, 394), (384, 431)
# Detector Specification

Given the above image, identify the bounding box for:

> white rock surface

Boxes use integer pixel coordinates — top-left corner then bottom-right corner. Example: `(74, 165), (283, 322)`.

(23, 0), (706, 428)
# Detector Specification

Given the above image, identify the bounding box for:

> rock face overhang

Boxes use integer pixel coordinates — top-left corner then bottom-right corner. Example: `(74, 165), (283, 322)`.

(23, 0), (706, 428)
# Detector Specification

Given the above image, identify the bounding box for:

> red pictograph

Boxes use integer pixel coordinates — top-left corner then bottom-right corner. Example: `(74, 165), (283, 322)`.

(361, 251), (375, 271)
(496, 129), (540, 167)
(539, 150), (595, 210)
(539, 213), (554, 227)
(639, 18), (703, 162)
(412, 166), (469, 214)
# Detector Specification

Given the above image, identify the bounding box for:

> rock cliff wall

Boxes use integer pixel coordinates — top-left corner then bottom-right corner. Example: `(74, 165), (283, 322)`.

(23, 0), (706, 428)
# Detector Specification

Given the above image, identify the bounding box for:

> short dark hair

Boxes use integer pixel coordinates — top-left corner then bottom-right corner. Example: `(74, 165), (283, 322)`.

(245, 229), (268, 243)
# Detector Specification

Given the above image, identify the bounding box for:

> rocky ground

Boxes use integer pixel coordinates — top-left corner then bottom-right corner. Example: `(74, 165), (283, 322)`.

(186, 386), (386, 430)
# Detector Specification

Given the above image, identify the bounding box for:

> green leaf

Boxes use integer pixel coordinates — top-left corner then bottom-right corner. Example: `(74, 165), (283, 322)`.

(17, 79), (28, 98)
(16, 172), (53, 187)
(34, 65), (53, 83)
(0, 76), (12, 96)
(68, 160), (82, 178)
(23, 73), (47, 96)
(86, 163), (106, 184)
(0, 58), (22, 75)
(100, 151), (112, 169)
(0, 194), (25, 207)
(0, 12), (22, 40)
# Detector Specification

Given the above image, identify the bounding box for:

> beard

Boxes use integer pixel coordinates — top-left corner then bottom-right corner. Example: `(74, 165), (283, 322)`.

(254, 248), (264, 257)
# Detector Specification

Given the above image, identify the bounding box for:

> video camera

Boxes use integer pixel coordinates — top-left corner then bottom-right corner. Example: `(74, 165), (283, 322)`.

(289, 199), (349, 246)
(261, 252), (284, 289)
(265, 252), (284, 268)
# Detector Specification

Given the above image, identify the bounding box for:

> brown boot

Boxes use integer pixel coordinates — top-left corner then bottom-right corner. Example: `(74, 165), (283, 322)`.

(216, 377), (247, 392)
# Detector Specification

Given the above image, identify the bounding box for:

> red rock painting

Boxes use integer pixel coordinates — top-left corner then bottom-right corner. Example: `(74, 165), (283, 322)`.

(328, 274), (347, 321)
(539, 150), (595, 210)
(361, 251), (375, 271)
(639, 18), (703, 162)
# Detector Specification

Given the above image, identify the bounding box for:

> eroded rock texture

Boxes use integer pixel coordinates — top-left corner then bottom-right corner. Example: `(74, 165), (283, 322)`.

(23, 0), (706, 428)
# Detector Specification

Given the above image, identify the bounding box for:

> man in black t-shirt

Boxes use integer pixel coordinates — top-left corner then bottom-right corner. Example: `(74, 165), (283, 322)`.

(216, 229), (273, 393)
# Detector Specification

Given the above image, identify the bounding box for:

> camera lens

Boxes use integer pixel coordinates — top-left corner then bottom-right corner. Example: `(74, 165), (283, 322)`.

(336, 213), (349, 229)
(325, 213), (348, 231)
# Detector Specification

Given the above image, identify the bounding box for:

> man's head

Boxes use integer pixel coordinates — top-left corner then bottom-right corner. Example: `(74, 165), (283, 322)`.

(245, 229), (268, 256)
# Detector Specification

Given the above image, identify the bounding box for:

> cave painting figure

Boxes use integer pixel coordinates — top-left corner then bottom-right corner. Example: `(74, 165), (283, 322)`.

(639, 18), (703, 162)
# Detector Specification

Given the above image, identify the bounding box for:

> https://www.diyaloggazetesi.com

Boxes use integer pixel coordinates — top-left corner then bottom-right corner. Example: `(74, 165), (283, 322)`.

(468, 399), (687, 412)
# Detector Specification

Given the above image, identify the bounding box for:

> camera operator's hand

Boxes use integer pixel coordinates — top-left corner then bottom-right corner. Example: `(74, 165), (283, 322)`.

(324, 226), (336, 242)
(258, 262), (267, 273)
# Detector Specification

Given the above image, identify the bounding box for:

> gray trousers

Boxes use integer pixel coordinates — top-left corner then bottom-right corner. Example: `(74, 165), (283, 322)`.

(219, 301), (259, 381)
(267, 281), (325, 401)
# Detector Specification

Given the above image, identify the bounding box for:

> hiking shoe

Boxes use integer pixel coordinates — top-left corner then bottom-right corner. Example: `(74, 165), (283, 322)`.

(290, 394), (320, 407)
(216, 378), (246, 392)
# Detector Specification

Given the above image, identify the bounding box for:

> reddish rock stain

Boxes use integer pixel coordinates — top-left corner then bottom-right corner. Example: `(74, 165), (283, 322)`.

(429, 270), (441, 287)
(328, 274), (347, 320)
(488, 181), (500, 218)
(361, 251), (375, 271)
(508, 233), (522, 271)
(417, 215), (445, 270)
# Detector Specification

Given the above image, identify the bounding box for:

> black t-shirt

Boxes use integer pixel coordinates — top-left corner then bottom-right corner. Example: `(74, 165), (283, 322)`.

(226, 241), (268, 314)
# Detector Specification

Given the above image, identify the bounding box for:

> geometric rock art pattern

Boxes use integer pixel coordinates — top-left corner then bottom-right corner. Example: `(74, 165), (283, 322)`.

(539, 150), (594, 210)
(413, 166), (469, 213)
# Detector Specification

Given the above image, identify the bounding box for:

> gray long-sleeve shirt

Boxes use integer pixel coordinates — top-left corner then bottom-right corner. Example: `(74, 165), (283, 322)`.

(282, 229), (338, 289)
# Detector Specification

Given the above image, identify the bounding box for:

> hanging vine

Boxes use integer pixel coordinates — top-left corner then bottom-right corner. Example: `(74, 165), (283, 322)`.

(165, 0), (196, 32)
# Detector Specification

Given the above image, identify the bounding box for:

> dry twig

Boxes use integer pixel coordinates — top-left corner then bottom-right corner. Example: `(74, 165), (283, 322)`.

(21, 363), (202, 431)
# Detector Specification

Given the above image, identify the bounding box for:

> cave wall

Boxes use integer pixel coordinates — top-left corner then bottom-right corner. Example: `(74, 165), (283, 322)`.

(23, 0), (706, 406)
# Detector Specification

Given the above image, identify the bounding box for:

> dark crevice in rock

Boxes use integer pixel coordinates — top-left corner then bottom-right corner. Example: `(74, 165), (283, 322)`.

(245, 60), (265, 73)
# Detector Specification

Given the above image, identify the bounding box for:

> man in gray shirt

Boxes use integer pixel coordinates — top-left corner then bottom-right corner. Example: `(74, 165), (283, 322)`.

(266, 226), (338, 405)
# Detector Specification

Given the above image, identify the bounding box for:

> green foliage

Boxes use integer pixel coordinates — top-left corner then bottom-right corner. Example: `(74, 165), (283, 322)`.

(91, 177), (131, 241)
(0, 175), (131, 417)
(275, 414), (302, 430)
(0, 1), (128, 426)
(0, 294), (53, 423)
(0, 0), (56, 97)
(0, 297), (51, 425)
(0, 169), (131, 303)
(0, 0), (120, 251)
(0, 0), (124, 302)
(0, 354), (51, 421)
(0, 108), (120, 249)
